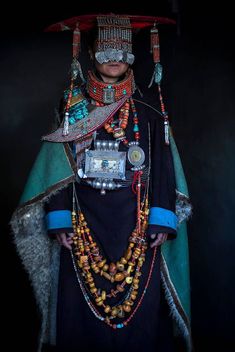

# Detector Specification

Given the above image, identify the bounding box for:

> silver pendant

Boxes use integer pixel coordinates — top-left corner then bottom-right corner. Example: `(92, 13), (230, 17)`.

(103, 87), (115, 104)
(83, 140), (126, 194)
(127, 145), (145, 167)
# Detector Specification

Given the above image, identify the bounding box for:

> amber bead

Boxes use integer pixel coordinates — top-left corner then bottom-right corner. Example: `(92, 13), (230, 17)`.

(130, 293), (137, 300)
(127, 266), (132, 274)
(120, 257), (127, 265)
(95, 296), (103, 303)
(124, 248), (132, 260)
(117, 284), (125, 292)
(86, 277), (93, 283)
(101, 272), (111, 281)
(94, 256), (102, 262)
(114, 273), (125, 282)
(97, 300), (104, 306)
(102, 264), (109, 272)
(101, 291), (106, 300)
(125, 300), (134, 306)
(90, 287), (97, 294)
(116, 262), (125, 271)
(109, 263), (117, 274)
(83, 264), (90, 270)
(97, 259), (107, 268)
(111, 308), (118, 317)
(90, 242), (97, 248)
(123, 305), (131, 313)
(125, 276), (133, 284)
(104, 305), (111, 313)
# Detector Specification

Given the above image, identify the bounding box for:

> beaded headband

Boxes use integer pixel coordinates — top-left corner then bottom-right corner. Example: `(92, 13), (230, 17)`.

(95, 15), (134, 65)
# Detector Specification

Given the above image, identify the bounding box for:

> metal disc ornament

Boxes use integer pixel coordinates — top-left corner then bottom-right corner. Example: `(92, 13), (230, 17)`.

(127, 145), (145, 167)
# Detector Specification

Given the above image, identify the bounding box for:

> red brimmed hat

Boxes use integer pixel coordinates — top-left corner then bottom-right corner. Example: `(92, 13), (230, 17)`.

(45, 14), (176, 32)
(45, 14), (176, 66)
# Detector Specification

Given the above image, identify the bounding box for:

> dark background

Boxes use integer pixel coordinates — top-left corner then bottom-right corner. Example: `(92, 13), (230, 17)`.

(1, 1), (235, 351)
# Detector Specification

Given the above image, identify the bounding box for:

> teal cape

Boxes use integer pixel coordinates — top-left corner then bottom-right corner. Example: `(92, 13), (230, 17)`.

(11, 132), (192, 352)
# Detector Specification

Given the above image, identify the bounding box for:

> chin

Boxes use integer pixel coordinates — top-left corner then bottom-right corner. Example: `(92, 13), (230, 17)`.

(106, 68), (124, 76)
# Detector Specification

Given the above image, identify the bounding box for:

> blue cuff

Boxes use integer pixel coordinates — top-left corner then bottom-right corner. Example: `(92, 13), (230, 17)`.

(148, 207), (178, 230)
(46, 210), (72, 230)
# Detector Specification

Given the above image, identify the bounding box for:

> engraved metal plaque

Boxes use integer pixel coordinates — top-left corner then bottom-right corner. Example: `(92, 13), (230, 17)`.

(85, 150), (126, 179)
(103, 87), (115, 104)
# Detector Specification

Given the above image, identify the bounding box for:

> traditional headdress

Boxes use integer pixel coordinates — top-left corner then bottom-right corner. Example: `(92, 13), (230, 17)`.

(45, 14), (176, 143)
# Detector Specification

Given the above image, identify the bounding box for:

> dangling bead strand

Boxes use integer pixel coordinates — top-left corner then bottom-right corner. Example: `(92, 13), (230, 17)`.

(158, 84), (169, 145)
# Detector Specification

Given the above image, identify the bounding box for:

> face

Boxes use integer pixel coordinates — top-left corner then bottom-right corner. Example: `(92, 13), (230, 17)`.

(94, 61), (129, 83)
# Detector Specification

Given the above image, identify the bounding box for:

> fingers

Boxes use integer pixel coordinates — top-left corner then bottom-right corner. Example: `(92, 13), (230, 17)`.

(55, 233), (74, 250)
(150, 233), (168, 248)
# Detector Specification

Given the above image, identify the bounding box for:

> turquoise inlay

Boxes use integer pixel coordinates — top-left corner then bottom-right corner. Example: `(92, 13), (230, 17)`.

(123, 89), (127, 94)
(63, 86), (89, 125)
(69, 117), (76, 124)
(117, 324), (124, 328)
(133, 125), (139, 132)
(46, 210), (72, 230)
(148, 207), (177, 230)
(108, 85), (112, 89)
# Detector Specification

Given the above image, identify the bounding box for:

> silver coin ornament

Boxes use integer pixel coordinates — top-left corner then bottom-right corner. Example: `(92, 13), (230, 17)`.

(127, 145), (145, 167)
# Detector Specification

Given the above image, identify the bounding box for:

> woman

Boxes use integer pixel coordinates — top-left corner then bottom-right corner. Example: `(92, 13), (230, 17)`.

(11, 14), (192, 352)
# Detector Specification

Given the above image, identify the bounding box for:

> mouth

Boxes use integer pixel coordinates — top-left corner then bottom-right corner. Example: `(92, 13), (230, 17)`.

(107, 62), (121, 67)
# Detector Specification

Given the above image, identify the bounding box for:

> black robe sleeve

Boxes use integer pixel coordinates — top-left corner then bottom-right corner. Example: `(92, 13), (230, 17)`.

(44, 184), (73, 235)
(147, 114), (177, 239)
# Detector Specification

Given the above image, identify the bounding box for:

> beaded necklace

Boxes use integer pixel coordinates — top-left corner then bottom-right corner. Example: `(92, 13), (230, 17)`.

(71, 174), (157, 328)
(70, 122), (155, 327)
(87, 68), (135, 104)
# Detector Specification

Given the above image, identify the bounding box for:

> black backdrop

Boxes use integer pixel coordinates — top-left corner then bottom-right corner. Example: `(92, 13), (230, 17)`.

(1, 2), (235, 351)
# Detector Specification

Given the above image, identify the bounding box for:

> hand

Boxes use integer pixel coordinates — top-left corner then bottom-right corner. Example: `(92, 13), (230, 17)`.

(150, 233), (168, 248)
(55, 232), (74, 250)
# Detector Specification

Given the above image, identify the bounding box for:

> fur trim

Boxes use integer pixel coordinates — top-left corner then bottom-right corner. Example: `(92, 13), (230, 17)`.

(161, 254), (193, 352)
(10, 184), (70, 351)
(176, 190), (192, 224)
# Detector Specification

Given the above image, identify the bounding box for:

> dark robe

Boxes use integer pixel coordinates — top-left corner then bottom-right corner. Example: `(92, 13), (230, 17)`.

(45, 96), (177, 352)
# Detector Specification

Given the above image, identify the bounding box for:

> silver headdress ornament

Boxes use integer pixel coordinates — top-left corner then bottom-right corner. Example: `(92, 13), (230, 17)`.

(95, 15), (135, 65)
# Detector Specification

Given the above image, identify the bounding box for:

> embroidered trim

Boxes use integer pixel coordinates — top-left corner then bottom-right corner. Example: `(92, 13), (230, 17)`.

(148, 207), (178, 230)
(46, 210), (72, 230)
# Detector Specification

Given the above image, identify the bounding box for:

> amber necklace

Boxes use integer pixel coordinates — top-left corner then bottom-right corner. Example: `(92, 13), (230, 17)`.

(71, 123), (155, 328)
(71, 179), (157, 329)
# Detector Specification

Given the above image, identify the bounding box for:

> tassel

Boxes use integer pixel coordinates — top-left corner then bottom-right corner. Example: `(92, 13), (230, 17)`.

(72, 22), (81, 58)
(71, 23), (85, 83)
(63, 81), (74, 136)
(158, 84), (170, 145)
(149, 24), (170, 146)
(71, 57), (85, 82)
(148, 24), (162, 87)
(150, 25), (160, 64)
(164, 115), (170, 145)
(62, 112), (69, 136)
(148, 62), (163, 88)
